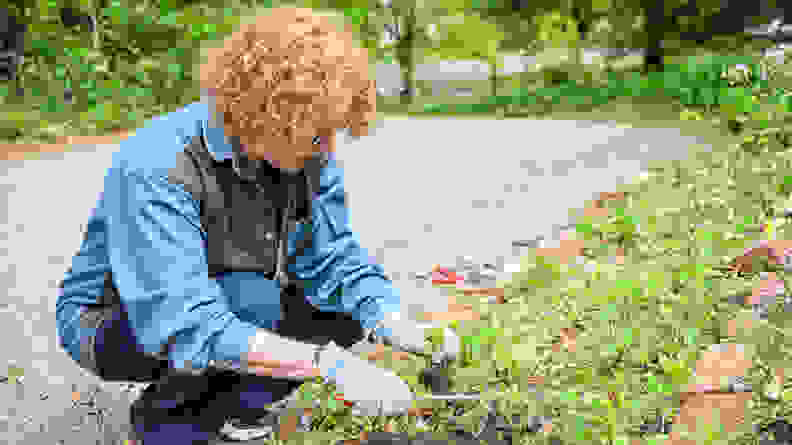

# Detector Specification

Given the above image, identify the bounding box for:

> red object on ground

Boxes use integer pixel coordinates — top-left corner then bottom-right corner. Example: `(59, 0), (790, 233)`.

(335, 393), (355, 407)
(431, 267), (464, 285)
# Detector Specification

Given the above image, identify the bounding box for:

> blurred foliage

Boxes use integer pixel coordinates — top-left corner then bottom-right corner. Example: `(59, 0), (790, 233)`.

(1, 0), (790, 142)
(0, 0), (292, 142)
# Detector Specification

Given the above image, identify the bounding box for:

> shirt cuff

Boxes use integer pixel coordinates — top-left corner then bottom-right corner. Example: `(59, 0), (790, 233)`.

(209, 319), (261, 370)
(350, 277), (401, 335)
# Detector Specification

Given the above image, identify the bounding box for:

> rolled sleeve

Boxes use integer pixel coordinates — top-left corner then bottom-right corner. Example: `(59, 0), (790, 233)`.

(348, 276), (402, 332)
(103, 163), (259, 373)
(288, 159), (401, 333)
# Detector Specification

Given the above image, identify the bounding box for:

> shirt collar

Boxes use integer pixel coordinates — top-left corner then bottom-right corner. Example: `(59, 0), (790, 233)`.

(201, 97), (272, 182)
(200, 96), (235, 162)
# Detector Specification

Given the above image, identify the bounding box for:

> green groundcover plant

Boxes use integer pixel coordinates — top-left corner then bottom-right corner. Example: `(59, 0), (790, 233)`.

(271, 40), (792, 445)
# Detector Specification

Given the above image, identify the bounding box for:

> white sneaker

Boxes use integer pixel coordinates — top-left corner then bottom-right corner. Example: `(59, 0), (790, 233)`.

(218, 414), (278, 442)
(218, 410), (314, 442)
(217, 387), (315, 442)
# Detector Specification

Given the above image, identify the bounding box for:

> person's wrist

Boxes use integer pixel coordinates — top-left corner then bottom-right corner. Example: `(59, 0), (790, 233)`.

(313, 340), (340, 379)
(313, 342), (327, 374)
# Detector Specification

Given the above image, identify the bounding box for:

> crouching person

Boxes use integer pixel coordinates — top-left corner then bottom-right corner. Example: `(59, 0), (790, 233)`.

(54, 7), (459, 445)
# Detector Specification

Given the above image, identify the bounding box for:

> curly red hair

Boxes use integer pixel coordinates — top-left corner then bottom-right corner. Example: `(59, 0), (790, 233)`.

(197, 7), (376, 145)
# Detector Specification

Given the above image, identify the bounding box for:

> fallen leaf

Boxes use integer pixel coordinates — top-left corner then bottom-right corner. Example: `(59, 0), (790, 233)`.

(552, 327), (578, 353)
(689, 343), (753, 391)
(583, 191), (625, 218)
(747, 271), (785, 305)
(524, 375), (545, 386)
(366, 344), (411, 362)
(419, 307), (480, 322)
(409, 407), (433, 417)
(614, 247), (626, 264)
(730, 241), (792, 274)
(535, 238), (587, 264)
(671, 392), (752, 445)
(277, 407), (316, 441)
(460, 287), (504, 299)
(596, 191), (626, 206)
(562, 327), (578, 352)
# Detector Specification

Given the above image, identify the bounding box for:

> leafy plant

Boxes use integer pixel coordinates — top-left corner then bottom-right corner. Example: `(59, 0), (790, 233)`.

(331, 45), (792, 445)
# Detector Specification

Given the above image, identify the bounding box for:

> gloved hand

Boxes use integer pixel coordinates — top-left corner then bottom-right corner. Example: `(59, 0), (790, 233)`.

(374, 311), (461, 363)
(316, 340), (414, 417)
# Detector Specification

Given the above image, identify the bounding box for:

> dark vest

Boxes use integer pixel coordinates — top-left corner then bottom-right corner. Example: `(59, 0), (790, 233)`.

(91, 128), (329, 382)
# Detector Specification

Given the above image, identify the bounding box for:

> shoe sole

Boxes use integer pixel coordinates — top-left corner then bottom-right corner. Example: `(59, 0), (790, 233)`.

(217, 423), (276, 442)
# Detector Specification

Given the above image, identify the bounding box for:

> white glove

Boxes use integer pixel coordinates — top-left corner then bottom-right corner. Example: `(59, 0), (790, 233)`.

(376, 312), (461, 362)
(245, 331), (413, 417)
(316, 340), (414, 417)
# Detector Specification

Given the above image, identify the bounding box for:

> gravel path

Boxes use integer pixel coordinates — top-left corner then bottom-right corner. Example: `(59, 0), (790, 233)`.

(0, 116), (716, 444)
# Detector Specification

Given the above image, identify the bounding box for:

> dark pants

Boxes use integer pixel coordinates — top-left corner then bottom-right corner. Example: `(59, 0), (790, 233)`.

(100, 286), (366, 445)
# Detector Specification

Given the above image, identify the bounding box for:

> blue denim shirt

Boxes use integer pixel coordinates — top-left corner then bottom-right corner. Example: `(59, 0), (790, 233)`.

(55, 98), (401, 373)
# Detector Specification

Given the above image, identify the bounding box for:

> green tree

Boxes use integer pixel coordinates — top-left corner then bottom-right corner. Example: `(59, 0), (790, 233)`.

(295, 0), (386, 62)
(632, 0), (787, 73)
(428, 11), (507, 97)
(299, 0), (471, 105)
(384, 0), (473, 104)
(466, 0), (542, 53)
(641, 0), (664, 74)
(504, 0), (610, 67)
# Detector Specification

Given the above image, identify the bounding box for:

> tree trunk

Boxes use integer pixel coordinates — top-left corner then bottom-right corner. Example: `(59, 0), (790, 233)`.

(489, 59), (497, 97)
(359, 9), (381, 64)
(571, 6), (588, 67)
(643, 0), (666, 74)
(396, 7), (416, 106)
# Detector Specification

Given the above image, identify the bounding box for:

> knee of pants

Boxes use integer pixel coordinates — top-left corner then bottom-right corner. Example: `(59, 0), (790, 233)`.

(221, 375), (304, 415)
(132, 372), (302, 428)
(131, 380), (229, 444)
(277, 309), (365, 348)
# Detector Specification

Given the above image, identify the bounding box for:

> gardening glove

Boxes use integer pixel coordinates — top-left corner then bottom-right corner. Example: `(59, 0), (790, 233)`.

(316, 340), (415, 417)
(373, 311), (461, 364)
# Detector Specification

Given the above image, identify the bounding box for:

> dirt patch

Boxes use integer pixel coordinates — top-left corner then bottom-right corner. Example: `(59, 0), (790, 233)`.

(0, 128), (137, 161)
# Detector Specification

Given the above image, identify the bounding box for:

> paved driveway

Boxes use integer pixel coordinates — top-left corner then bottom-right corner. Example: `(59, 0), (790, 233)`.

(373, 49), (647, 96)
(0, 116), (716, 444)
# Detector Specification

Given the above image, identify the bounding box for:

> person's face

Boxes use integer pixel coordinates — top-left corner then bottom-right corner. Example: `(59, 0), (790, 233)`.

(207, 92), (338, 172)
(236, 128), (336, 172)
